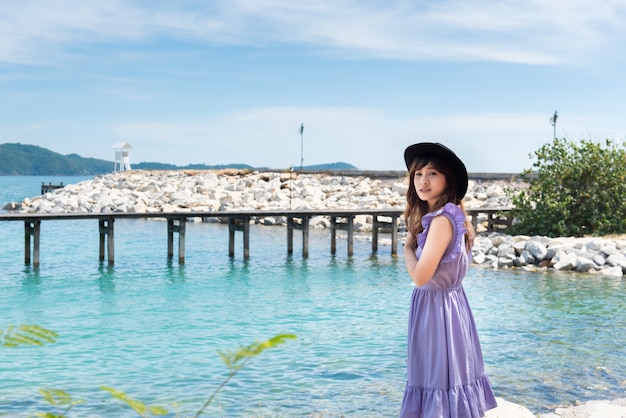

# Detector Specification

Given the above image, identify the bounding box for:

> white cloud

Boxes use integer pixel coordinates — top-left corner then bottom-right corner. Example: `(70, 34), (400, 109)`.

(1, 0), (625, 66)
(2, 0), (624, 173)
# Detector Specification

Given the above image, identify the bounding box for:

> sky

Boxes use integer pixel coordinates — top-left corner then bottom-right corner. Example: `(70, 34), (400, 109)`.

(1, 0), (625, 173)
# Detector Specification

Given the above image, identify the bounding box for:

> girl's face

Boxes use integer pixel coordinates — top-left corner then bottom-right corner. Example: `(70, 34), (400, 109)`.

(413, 163), (447, 209)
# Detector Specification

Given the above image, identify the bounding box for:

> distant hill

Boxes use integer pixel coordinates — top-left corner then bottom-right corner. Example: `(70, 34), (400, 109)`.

(293, 162), (356, 171)
(133, 162), (256, 171)
(0, 143), (112, 175)
(0, 143), (357, 175)
(133, 161), (358, 171)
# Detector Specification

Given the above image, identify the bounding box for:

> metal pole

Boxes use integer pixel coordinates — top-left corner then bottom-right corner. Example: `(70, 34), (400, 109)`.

(299, 123), (304, 169)
(289, 173), (292, 210)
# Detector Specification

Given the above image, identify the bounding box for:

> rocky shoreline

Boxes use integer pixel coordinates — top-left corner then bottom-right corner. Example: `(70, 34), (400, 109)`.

(4, 169), (625, 417)
(5, 169), (625, 278)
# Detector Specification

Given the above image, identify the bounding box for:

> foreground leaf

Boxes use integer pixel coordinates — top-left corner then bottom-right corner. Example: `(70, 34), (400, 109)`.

(36, 388), (84, 417)
(195, 333), (297, 417)
(101, 386), (168, 417)
(1, 324), (58, 347)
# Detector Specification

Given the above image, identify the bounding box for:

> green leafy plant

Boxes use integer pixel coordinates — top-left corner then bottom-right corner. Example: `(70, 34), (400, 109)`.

(1, 324), (58, 347)
(194, 333), (297, 417)
(100, 333), (298, 417)
(509, 138), (626, 237)
(5, 325), (296, 417)
(34, 388), (85, 418)
(100, 386), (168, 417)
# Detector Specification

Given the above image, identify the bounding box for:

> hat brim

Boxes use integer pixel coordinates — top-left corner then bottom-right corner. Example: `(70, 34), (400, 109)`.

(404, 142), (468, 199)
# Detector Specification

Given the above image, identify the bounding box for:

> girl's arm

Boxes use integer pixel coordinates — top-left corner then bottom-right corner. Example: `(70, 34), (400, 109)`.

(404, 215), (453, 287)
(464, 218), (475, 251)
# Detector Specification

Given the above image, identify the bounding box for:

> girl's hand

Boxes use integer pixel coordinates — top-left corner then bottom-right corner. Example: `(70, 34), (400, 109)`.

(405, 216), (452, 286)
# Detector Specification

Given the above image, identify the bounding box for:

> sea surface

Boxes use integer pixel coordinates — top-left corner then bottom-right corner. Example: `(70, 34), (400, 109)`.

(1, 176), (625, 417)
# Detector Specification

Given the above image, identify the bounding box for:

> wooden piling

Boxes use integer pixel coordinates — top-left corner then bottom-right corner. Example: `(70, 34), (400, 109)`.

(330, 215), (354, 256)
(228, 216), (251, 259)
(466, 207), (513, 231)
(167, 217), (186, 264)
(372, 213), (399, 255)
(24, 220), (41, 267)
(287, 215), (310, 258)
(99, 218), (115, 265)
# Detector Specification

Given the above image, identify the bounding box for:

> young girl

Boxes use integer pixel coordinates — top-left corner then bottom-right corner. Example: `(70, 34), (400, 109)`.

(400, 142), (497, 418)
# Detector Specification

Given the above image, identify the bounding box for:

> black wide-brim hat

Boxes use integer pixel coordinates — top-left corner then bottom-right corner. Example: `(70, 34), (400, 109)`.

(404, 142), (468, 199)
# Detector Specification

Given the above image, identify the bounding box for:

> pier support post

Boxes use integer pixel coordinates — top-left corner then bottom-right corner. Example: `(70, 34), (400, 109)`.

(24, 219), (41, 267)
(99, 218), (115, 265)
(228, 216), (250, 259)
(330, 215), (354, 256)
(372, 214), (399, 255)
(167, 217), (186, 264)
(287, 216), (310, 258)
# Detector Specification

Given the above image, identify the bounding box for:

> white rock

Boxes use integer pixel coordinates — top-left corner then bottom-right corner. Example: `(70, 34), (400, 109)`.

(526, 240), (548, 261)
(473, 252), (486, 264)
(512, 240), (527, 255)
(485, 254), (499, 269)
(575, 257), (596, 273)
(518, 250), (536, 266)
(545, 246), (559, 260)
(552, 251), (578, 271)
(601, 245), (618, 256)
(592, 253), (606, 266)
(131, 201), (147, 213)
(310, 216), (330, 228)
(497, 243), (516, 258)
(540, 398), (626, 418)
(485, 397), (535, 418)
(600, 265), (623, 277)
(498, 257), (515, 268)
(606, 253), (626, 272)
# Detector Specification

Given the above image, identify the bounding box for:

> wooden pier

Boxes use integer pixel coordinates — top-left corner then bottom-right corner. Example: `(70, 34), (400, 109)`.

(0, 210), (402, 267)
(0, 207), (510, 267)
(468, 207), (513, 231)
(41, 182), (64, 194)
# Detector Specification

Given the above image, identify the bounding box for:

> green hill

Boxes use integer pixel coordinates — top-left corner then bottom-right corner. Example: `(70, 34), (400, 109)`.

(0, 143), (112, 175)
(132, 161), (256, 171)
(0, 143), (357, 175)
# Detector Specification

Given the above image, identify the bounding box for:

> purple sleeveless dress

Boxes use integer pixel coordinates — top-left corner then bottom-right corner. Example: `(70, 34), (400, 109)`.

(400, 203), (497, 418)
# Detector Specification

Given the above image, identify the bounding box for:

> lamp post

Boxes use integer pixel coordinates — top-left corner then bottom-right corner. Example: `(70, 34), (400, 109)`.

(549, 110), (558, 140)
(289, 166), (294, 210)
(298, 123), (304, 169)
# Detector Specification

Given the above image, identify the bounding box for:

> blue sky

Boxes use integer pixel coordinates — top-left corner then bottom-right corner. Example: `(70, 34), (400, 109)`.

(1, 1), (625, 173)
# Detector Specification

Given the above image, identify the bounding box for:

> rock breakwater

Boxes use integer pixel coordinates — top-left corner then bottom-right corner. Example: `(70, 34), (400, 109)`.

(6, 170), (626, 276)
(7, 169), (516, 216)
(474, 233), (626, 277)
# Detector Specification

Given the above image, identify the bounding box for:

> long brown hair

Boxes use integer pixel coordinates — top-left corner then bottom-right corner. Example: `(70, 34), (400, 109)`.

(404, 155), (473, 240)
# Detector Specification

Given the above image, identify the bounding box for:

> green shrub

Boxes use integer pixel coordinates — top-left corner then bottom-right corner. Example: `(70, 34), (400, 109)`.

(509, 138), (626, 237)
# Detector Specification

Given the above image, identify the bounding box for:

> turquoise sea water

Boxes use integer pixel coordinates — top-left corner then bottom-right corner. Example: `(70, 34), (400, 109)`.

(1, 176), (625, 417)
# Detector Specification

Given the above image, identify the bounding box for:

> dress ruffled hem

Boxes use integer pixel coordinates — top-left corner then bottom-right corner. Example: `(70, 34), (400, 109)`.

(400, 375), (497, 418)
(417, 202), (467, 264)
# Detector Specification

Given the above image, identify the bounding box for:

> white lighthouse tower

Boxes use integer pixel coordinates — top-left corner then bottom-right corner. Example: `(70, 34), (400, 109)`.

(113, 142), (132, 172)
